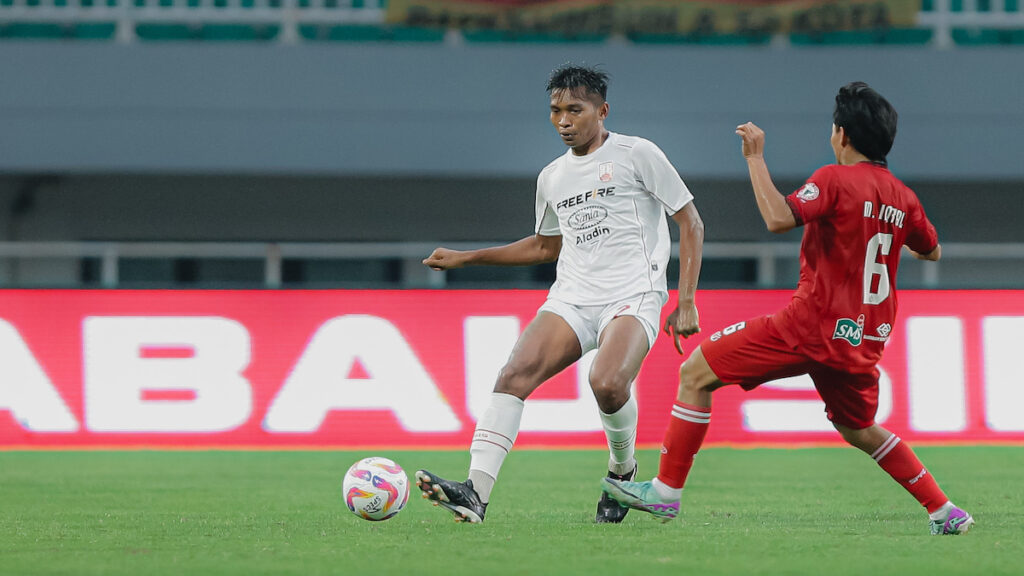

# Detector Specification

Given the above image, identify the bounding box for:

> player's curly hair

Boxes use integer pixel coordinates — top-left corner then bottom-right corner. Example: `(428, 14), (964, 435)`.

(833, 81), (898, 165)
(546, 64), (609, 102)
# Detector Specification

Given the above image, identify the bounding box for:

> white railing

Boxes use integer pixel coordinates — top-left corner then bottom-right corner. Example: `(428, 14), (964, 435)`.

(1, 240), (1022, 288)
(0, 0), (385, 43)
(918, 0), (1024, 48)
(1, 0), (1022, 46)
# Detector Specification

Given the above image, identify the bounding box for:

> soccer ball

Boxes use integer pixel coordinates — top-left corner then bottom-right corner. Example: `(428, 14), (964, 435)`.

(342, 456), (410, 521)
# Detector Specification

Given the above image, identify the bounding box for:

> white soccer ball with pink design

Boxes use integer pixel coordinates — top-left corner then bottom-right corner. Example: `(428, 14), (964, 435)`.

(342, 457), (410, 521)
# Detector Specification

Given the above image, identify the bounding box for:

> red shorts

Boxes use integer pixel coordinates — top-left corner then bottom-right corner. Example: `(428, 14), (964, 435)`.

(700, 315), (880, 430)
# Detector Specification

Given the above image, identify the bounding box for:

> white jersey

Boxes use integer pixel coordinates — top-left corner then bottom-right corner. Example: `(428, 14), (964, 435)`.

(535, 132), (693, 305)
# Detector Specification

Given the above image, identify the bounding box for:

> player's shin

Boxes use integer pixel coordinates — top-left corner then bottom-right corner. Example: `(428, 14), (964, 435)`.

(468, 392), (525, 504)
(599, 394), (638, 476)
(871, 433), (949, 513)
(656, 401), (711, 499)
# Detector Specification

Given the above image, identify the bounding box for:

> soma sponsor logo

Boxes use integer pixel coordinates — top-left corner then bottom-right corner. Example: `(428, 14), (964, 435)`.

(832, 314), (865, 346)
(568, 206), (609, 231)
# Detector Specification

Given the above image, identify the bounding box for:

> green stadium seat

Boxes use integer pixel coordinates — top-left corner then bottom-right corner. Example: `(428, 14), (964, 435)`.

(953, 27), (1024, 44)
(135, 23), (196, 40)
(628, 32), (771, 46)
(299, 24), (444, 42)
(202, 23), (278, 41)
(790, 28), (933, 45)
(461, 29), (607, 43)
(74, 22), (117, 39)
(0, 22), (69, 39)
(136, 22), (279, 41)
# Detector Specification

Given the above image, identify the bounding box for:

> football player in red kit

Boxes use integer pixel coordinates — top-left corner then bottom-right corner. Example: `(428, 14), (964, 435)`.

(602, 82), (973, 535)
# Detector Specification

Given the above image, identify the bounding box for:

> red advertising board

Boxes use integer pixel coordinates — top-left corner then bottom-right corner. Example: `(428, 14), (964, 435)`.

(1, 290), (1022, 449)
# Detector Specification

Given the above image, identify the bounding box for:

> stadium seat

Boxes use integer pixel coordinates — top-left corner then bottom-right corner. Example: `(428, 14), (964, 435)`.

(201, 23), (279, 41)
(0, 22), (68, 39)
(952, 27), (1024, 44)
(74, 22), (117, 39)
(298, 24), (444, 42)
(461, 30), (608, 43)
(134, 23), (196, 40)
(790, 28), (933, 45)
(628, 32), (771, 46)
(135, 22), (278, 41)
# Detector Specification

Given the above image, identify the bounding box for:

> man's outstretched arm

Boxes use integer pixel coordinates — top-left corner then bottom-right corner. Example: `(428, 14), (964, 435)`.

(736, 122), (797, 234)
(423, 234), (562, 270)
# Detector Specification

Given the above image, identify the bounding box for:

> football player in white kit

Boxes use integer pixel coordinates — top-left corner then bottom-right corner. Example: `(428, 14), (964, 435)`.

(416, 64), (704, 523)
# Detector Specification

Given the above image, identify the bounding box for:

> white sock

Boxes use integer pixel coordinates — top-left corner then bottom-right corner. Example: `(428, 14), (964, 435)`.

(600, 394), (638, 476)
(467, 470), (495, 505)
(652, 477), (682, 501)
(468, 392), (524, 503)
(929, 501), (954, 521)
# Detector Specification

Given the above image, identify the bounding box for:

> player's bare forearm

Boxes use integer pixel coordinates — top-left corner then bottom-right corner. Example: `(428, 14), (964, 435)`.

(664, 203), (703, 353)
(736, 122), (797, 234)
(672, 203), (704, 307)
(470, 234), (562, 266)
(422, 234), (561, 271)
(746, 157), (797, 234)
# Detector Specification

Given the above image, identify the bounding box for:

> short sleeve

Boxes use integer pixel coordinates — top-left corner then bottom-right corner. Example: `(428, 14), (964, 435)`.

(535, 171), (560, 236)
(785, 165), (838, 226)
(632, 139), (693, 214)
(904, 196), (939, 254)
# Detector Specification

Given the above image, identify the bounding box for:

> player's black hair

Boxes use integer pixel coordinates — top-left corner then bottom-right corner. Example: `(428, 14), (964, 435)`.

(546, 64), (609, 103)
(833, 81), (898, 165)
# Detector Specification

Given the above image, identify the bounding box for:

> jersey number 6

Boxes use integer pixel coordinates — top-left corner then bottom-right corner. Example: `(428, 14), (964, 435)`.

(863, 232), (893, 305)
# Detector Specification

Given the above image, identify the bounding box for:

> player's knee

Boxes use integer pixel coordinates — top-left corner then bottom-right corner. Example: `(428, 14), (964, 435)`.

(493, 361), (540, 399)
(589, 372), (631, 411)
(834, 423), (873, 452)
(677, 360), (706, 395)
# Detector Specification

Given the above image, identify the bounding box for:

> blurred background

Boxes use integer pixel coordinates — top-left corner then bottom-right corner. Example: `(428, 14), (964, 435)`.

(0, 0), (1021, 291)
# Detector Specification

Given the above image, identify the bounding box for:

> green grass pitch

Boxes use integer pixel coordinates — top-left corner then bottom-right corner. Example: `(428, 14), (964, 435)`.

(1, 446), (1020, 575)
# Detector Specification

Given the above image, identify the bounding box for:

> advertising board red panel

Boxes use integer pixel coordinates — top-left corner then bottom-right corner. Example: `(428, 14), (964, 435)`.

(1, 290), (1021, 448)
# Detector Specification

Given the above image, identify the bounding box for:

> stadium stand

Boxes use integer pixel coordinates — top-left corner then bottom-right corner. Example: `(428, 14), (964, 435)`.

(1, 0), (1023, 45)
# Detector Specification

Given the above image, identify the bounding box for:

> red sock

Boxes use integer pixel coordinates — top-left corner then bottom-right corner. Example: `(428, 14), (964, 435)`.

(657, 402), (711, 489)
(872, 434), (948, 513)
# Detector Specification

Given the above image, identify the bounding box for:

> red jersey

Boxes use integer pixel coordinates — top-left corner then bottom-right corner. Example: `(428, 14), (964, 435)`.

(772, 162), (938, 372)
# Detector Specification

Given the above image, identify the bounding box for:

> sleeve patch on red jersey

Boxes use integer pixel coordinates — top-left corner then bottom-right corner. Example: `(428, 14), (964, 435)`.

(796, 183), (820, 202)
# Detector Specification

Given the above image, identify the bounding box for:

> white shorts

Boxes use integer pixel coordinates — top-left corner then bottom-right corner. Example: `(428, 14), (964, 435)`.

(538, 291), (667, 354)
